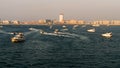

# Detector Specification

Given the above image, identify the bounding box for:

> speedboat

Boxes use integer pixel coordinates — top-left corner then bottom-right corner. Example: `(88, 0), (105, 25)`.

(87, 28), (95, 32)
(61, 25), (68, 31)
(11, 33), (25, 43)
(101, 32), (112, 38)
(62, 25), (67, 28)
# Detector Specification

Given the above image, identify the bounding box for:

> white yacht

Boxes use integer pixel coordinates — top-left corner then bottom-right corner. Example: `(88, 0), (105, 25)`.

(11, 33), (25, 43)
(87, 28), (95, 32)
(101, 32), (112, 38)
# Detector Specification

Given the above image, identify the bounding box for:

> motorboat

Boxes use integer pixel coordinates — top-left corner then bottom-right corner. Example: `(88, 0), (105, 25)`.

(61, 25), (68, 31)
(87, 28), (95, 32)
(101, 32), (112, 38)
(11, 33), (25, 43)
(62, 25), (67, 28)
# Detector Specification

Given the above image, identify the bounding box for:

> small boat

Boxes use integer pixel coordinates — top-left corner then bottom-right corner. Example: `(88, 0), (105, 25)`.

(101, 32), (112, 38)
(87, 28), (95, 32)
(61, 25), (68, 31)
(54, 29), (59, 34)
(11, 33), (25, 43)
(62, 25), (67, 28)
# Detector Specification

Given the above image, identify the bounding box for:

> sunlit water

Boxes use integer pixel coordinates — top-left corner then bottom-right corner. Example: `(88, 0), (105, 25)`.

(0, 25), (120, 68)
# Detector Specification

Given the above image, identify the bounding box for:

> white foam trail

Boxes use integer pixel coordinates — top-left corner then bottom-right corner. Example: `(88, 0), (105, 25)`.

(29, 27), (44, 32)
(29, 28), (39, 31)
(0, 30), (11, 34)
(40, 31), (90, 41)
(24, 27), (44, 36)
(79, 35), (89, 41)
(40, 32), (72, 38)
(24, 30), (38, 36)
(72, 25), (79, 29)
(63, 32), (90, 41)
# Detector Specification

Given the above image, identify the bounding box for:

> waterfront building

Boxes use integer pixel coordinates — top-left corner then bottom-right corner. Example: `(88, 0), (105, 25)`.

(111, 20), (120, 25)
(92, 20), (110, 25)
(77, 20), (85, 25)
(102, 20), (110, 25)
(38, 19), (46, 24)
(12, 20), (20, 25)
(59, 13), (64, 24)
(2, 20), (10, 24)
(66, 19), (77, 24)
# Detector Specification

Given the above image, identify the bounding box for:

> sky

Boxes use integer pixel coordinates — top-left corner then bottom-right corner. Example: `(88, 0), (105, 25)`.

(0, 0), (120, 21)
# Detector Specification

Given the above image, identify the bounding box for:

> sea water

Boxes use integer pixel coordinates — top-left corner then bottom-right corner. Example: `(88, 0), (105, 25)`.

(0, 25), (120, 68)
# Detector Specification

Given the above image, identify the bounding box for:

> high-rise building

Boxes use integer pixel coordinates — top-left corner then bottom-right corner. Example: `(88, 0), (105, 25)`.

(59, 13), (64, 23)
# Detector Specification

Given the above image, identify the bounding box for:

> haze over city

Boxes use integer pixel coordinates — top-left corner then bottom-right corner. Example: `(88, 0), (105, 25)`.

(0, 0), (120, 21)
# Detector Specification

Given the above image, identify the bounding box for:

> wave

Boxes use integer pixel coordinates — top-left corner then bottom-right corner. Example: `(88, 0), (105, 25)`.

(40, 31), (90, 41)
(0, 30), (11, 34)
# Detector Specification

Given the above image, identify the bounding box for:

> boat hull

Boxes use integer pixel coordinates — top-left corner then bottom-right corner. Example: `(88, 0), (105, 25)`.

(11, 38), (25, 43)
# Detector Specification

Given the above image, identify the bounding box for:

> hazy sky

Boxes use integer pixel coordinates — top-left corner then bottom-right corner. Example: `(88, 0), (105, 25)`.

(0, 0), (120, 21)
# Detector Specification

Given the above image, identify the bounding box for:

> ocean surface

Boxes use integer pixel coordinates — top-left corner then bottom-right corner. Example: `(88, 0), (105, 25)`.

(0, 25), (120, 68)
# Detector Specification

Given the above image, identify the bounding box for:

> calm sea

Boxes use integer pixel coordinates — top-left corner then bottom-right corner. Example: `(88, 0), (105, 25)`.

(0, 25), (120, 68)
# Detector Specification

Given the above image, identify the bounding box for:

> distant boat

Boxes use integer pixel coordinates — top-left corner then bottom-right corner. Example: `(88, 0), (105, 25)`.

(61, 25), (68, 31)
(87, 28), (95, 32)
(11, 33), (25, 43)
(54, 29), (60, 34)
(62, 25), (67, 28)
(101, 32), (112, 38)
(39, 29), (60, 36)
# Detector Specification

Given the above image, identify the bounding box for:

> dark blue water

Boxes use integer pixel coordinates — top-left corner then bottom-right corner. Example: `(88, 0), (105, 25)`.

(0, 25), (120, 68)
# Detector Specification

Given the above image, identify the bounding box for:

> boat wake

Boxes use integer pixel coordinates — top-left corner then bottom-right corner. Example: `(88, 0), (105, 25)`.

(24, 30), (38, 36)
(40, 31), (90, 41)
(0, 28), (40, 36)
(13, 27), (90, 41)
(0, 30), (12, 34)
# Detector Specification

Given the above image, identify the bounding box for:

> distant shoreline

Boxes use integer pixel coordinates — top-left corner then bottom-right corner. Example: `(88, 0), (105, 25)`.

(0, 24), (120, 26)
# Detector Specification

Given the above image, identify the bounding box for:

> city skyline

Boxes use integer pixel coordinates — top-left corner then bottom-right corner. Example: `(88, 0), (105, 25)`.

(0, 0), (120, 21)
